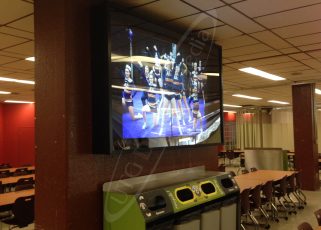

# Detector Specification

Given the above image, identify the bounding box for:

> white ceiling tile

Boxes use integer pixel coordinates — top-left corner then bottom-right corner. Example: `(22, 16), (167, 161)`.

(2, 41), (34, 56)
(279, 47), (300, 54)
(182, 0), (225, 11)
(0, 33), (28, 49)
(256, 3), (321, 29)
(203, 25), (242, 40)
(0, 55), (19, 65)
(299, 43), (321, 51)
(308, 50), (321, 58)
(250, 30), (291, 49)
(0, 0), (33, 24)
(132, 0), (199, 21)
(242, 56), (293, 66)
(111, 0), (158, 8)
(0, 69), (13, 75)
(7, 15), (34, 33)
(1, 60), (34, 71)
(217, 35), (259, 49)
(289, 53), (312, 60)
(287, 33), (321, 46)
(228, 50), (281, 62)
(224, 0), (245, 4)
(233, 0), (321, 18)
(5, 72), (34, 80)
(300, 58), (321, 69)
(208, 6), (264, 33)
(223, 43), (271, 58)
(167, 13), (223, 31)
(273, 20), (321, 39)
(0, 26), (34, 40)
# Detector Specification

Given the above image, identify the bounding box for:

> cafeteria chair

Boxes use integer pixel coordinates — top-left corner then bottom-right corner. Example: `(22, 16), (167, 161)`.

(261, 180), (279, 222)
(315, 209), (321, 226)
(242, 169), (249, 174)
(241, 188), (259, 230)
(297, 222), (313, 230)
(12, 168), (29, 176)
(225, 151), (238, 166)
(273, 176), (289, 220)
(0, 182), (3, 194)
(0, 170), (11, 178)
(285, 174), (298, 214)
(249, 184), (270, 229)
(229, 171), (236, 177)
(0, 164), (11, 169)
(294, 172), (307, 206)
(1, 195), (34, 229)
(15, 178), (35, 191)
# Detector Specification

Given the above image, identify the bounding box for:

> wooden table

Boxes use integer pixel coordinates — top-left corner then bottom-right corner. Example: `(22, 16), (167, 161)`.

(0, 189), (34, 207)
(234, 170), (296, 192)
(234, 177), (264, 192)
(0, 166), (35, 173)
(0, 174), (35, 185)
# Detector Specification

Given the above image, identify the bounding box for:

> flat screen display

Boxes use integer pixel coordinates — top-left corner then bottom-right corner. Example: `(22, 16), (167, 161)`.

(108, 8), (223, 152)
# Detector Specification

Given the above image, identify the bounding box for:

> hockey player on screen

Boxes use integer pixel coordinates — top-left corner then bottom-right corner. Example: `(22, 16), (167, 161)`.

(122, 64), (143, 120)
(142, 71), (159, 129)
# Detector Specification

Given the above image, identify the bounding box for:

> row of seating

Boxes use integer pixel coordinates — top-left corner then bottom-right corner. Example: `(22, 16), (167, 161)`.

(0, 164), (11, 169)
(0, 177), (35, 194)
(239, 171), (307, 230)
(0, 168), (33, 178)
(297, 209), (321, 229)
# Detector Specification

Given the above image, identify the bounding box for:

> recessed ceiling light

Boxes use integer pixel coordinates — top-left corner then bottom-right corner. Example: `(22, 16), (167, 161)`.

(232, 94), (262, 100)
(25, 57), (35, 62)
(203, 73), (220, 76)
(315, 89), (321, 95)
(224, 110), (237, 113)
(0, 77), (35, 85)
(0, 91), (11, 94)
(223, 104), (242, 108)
(268, 100), (289, 105)
(4, 100), (34, 104)
(239, 67), (286, 81)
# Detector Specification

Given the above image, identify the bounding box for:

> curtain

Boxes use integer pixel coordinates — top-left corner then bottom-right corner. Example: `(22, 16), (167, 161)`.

(270, 109), (294, 151)
(236, 109), (262, 149)
(317, 111), (321, 153)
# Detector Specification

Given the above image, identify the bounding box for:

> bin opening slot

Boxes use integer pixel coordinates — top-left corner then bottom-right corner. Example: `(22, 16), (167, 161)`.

(176, 188), (194, 202)
(221, 178), (234, 188)
(201, 183), (216, 194)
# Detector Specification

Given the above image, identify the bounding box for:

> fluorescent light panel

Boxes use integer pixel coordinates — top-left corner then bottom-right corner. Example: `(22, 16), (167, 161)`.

(268, 100), (289, 105)
(315, 89), (321, 95)
(239, 67), (286, 81)
(223, 104), (242, 108)
(0, 77), (34, 85)
(232, 94), (262, 100)
(4, 100), (34, 104)
(0, 91), (11, 94)
(224, 110), (237, 113)
(25, 57), (35, 62)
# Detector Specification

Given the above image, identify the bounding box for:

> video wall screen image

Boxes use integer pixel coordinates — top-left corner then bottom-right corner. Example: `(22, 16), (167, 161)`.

(109, 9), (222, 151)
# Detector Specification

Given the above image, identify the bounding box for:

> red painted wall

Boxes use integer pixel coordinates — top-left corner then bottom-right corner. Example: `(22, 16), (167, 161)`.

(224, 112), (236, 122)
(0, 104), (4, 164)
(1, 103), (35, 167)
